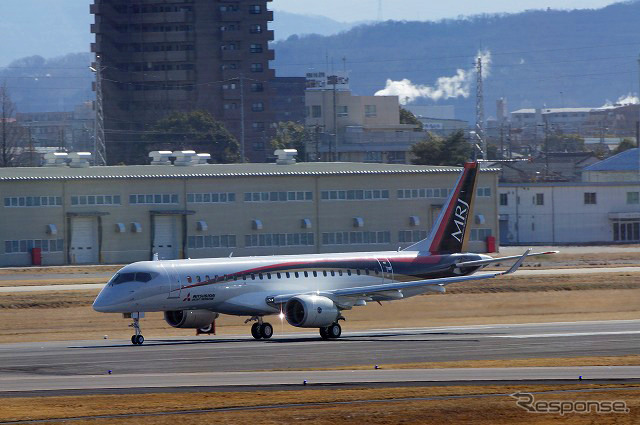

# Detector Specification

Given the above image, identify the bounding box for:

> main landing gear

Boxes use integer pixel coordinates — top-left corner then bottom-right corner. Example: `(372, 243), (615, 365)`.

(129, 315), (144, 345)
(246, 317), (273, 340)
(319, 323), (341, 340)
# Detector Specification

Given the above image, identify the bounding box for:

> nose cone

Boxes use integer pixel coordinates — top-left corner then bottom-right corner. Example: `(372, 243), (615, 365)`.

(93, 287), (115, 312)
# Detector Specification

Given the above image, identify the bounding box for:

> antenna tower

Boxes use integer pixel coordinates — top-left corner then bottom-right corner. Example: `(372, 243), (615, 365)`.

(475, 56), (486, 159)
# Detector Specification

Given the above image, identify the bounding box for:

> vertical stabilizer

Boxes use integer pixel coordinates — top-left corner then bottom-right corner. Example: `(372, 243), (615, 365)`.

(403, 162), (479, 253)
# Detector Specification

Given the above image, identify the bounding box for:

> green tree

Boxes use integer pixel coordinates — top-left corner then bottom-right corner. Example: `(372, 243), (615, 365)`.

(270, 121), (310, 161)
(0, 82), (20, 167)
(399, 107), (423, 131)
(410, 130), (472, 166)
(147, 111), (240, 163)
(613, 138), (637, 155)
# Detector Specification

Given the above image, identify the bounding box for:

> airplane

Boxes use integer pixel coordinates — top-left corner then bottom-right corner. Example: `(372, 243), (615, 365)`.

(93, 161), (556, 345)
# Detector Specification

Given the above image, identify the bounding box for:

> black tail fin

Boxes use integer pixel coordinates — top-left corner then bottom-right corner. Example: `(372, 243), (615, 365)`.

(404, 161), (479, 254)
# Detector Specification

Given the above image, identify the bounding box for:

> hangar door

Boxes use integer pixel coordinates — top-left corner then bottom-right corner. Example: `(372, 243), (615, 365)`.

(153, 215), (179, 260)
(70, 217), (98, 264)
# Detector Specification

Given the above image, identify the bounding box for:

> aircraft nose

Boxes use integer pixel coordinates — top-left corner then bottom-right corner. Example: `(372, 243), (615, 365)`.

(93, 287), (120, 313)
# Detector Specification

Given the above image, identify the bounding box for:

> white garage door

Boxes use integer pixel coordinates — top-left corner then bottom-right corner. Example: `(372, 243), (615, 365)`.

(70, 217), (98, 264)
(153, 216), (178, 260)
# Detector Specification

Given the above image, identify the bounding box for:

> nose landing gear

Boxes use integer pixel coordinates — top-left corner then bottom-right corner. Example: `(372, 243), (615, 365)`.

(127, 313), (145, 345)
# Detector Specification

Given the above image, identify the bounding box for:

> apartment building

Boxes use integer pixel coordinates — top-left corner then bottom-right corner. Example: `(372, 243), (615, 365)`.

(90, 0), (275, 164)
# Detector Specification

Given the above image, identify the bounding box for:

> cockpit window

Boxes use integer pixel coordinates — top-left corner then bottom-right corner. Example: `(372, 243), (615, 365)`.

(110, 272), (157, 285)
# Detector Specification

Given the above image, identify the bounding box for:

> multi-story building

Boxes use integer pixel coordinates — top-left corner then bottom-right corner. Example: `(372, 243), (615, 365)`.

(90, 0), (275, 164)
(304, 73), (421, 163)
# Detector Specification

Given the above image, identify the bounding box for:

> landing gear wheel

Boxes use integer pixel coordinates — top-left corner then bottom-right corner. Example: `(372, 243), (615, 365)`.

(328, 323), (342, 339)
(251, 322), (262, 339)
(319, 327), (329, 340)
(260, 323), (273, 339)
(131, 334), (144, 345)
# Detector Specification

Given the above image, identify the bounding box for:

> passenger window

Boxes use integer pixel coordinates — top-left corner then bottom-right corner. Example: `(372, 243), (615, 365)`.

(277, 272), (281, 279)
(286, 272), (291, 278)
(304, 271), (308, 277)
(242, 274), (247, 280)
(251, 274), (256, 280)
(196, 276), (201, 283)
(330, 270), (335, 276)
(267, 273), (271, 279)
(323, 271), (327, 277)
(338, 270), (343, 276)
(259, 273), (263, 279)
(313, 271), (318, 277)
(365, 269), (370, 275)
(295, 272), (299, 278)
(214, 275), (219, 282)
(357, 269), (361, 275)
(347, 270), (351, 276)
(205, 275), (210, 281)
(187, 276), (192, 283)
(234, 275), (238, 281)
(375, 269), (380, 275)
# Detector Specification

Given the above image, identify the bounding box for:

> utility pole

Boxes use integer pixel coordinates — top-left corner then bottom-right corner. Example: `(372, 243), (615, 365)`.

(27, 127), (34, 167)
(90, 56), (107, 166)
(239, 73), (246, 163)
(328, 74), (338, 162)
(475, 56), (486, 159)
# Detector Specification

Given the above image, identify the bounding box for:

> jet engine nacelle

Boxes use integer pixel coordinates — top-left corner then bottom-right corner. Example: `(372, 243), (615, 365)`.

(284, 295), (339, 328)
(164, 310), (219, 330)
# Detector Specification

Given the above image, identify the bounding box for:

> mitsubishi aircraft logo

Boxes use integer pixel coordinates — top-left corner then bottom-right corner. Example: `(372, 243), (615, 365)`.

(451, 197), (470, 243)
(183, 293), (191, 302)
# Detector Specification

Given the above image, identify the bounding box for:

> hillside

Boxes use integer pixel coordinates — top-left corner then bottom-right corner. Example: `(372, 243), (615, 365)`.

(273, 1), (640, 120)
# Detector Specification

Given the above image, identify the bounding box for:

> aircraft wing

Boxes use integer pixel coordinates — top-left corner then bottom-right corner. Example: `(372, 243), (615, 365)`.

(271, 249), (530, 304)
(454, 250), (558, 269)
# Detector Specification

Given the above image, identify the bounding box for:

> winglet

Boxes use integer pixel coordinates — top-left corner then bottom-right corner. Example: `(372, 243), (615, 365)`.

(503, 248), (531, 275)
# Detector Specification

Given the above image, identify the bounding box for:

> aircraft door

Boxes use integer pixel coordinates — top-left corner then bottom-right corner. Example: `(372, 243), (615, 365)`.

(164, 264), (182, 299)
(377, 258), (394, 283)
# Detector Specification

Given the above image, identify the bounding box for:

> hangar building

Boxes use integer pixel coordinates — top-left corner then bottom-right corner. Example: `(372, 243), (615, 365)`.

(0, 157), (499, 266)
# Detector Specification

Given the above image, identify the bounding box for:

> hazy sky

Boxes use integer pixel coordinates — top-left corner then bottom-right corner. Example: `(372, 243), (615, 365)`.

(272, 0), (622, 22)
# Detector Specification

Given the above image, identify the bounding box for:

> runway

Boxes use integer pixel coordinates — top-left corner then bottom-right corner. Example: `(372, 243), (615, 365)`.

(0, 320), (638, 395)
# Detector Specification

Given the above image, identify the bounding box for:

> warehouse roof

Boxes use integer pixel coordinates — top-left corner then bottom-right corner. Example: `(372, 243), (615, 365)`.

(584, 148), (639, 172)
(0, 162), (499, 181)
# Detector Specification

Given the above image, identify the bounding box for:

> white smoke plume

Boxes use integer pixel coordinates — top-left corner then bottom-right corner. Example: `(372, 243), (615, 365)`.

(602, 93), (640, 107)
(375, 50), (492, 104)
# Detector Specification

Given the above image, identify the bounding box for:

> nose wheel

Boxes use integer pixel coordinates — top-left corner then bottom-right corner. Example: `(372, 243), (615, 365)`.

(129, 316), (144, 345)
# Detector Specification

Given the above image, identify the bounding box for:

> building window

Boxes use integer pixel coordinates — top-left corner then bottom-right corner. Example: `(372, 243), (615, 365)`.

(397, 188), (450, 199)
(244, 191), (313, 203)
(470, 228), (493, 241)
(365, 105), (377, 117)
(251, 102), (264, 112)
(499, 193), (508, 206)
(249, 5), (262, 14)
(627, 192), (639, 205)
(249, 24), (262, 34)
(337, 105), (348, 117)
(322, 231), (391, 246)
(613, 222), (640, 242)
(250, 43), (263, 53)
(4, 196), (62, 208)
(534, 193), (544, 206)
(477, 187), (491, 197)
(187, 193), (236, 203)
(311, 105), (322, 118)
(584, 192), (597, 205)
(252, 122), (265, 131)
(399, 230), (428, 243)
(5, 239), (64, 254)
(250, 63), (263, 73)
(129, 194), (178, 205)
(244, 233), (314, 248)
(188, 235), (237, 249)
(250, 82), (264, 92)
(320, 189), (389, 201)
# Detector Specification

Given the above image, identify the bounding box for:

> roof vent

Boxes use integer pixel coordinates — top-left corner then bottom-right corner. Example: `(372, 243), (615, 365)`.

(68, 152), (92, 168)
(149, 151), (172, 165)
(274, 149), (297, 165)
(43, 152), (69, 167)
(173, 150), (210, 166)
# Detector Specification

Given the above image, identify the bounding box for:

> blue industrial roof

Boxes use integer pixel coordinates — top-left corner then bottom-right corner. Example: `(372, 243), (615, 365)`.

(584, 148), (639, 172)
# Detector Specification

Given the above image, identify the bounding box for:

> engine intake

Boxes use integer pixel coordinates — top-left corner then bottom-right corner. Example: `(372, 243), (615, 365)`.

(284, 295), (339, 328)
(164, 310), (218, 329)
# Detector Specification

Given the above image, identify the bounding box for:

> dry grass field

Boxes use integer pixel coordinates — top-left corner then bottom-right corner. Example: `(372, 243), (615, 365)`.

(1, 385), (638, 424)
